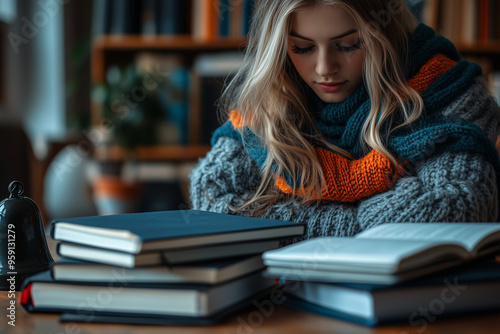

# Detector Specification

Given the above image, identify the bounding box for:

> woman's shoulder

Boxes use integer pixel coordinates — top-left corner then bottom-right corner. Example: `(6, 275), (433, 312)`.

(439, 77), (500, 142)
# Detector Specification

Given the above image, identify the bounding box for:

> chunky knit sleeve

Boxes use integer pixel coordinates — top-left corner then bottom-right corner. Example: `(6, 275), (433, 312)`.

(190, 137), (498, 240)
(189, 137), (361, 239)
(358, 79), (500, 226)
(358, 151), (498, 229)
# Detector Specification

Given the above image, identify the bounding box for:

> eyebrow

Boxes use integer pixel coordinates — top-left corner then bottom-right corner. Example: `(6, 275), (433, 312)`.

(288, 28), (358, 41)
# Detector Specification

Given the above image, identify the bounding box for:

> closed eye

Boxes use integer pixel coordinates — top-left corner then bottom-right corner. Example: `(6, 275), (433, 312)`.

(291, 45), (314, 55)
(336, 41), (361, 53)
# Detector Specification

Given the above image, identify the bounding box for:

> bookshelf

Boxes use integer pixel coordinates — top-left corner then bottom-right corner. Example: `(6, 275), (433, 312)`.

(89, 0), (252, 162)
(422, 0), (500, 153)
(422, 0), (500, 72)
(90, 36), (246, 161)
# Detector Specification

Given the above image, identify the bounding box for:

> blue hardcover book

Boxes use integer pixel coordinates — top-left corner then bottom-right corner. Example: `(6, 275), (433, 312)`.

(140, 0), (157, 35)
(108, 0), (141, 35)
(50, 209), (304, 254)
(242, 0), (255, 35)
(165, 66), (190, 144)
(219, 0), (231, 37)
(20, 270), (276, 320)
(91, 0), (112, 36)
(282, 259), (500, 326)
(157, 0), (189, 35)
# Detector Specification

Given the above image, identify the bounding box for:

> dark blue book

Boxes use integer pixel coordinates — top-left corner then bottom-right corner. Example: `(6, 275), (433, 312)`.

(108, 0), (141, 35)
(282, 259), (500, 326)
(20, 270), (276, 319)
(140, 0), (158, 35)
(156, 0), (189, 35)
(219, 0), (231, 37)
(242, 0), (255, 35)
(156, 66), (190, 145)
(91, 0), (112, 36)
(50, 209), (304, 254)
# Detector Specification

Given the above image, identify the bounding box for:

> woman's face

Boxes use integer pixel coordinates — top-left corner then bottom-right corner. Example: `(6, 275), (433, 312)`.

(287, 5), (365, 103)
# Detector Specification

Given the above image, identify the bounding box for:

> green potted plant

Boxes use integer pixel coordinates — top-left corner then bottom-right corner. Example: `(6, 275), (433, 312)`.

(90, 64), (168, 215)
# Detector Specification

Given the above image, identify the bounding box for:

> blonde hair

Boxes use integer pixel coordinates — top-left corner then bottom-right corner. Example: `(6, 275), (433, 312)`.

(220, 0), (423, 212)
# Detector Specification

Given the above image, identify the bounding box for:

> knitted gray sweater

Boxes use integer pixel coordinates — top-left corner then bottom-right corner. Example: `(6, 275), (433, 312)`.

(189, 79), (500, 239)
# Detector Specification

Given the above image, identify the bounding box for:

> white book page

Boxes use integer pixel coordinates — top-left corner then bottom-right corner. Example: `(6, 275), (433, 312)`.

(356, 223), (500, 253)
(262, 237), (453, 273)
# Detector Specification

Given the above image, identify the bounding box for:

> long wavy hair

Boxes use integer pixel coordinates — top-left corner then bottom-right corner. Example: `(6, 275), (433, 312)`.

(219, 0), (423, 211)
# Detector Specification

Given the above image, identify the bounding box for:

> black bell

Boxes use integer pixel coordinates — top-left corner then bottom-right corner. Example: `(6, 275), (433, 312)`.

(0, 181), (54, 290)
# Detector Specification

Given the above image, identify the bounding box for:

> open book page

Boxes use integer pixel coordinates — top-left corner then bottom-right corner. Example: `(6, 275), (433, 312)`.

(262, 237), (467, 274)
(355, 223), (500, 254)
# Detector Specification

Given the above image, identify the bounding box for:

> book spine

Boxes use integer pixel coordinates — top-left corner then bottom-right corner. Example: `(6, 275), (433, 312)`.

(230, 0), (244, 38)
(166, 66), (191, 145)
(422, 0), (440, 30)
(109, 0), (141, 35)
(91, 0), (111, 36)
(219, 0), (231, 37)
(489, 0), (497, 41)
(141, 0), (157, 36)
(157, 0), (190, 35)
(242, 0), (255, 36)
(479, 0), (490, 43)
(461, 0), (478, 44)
(201, 0), (219, 41)
(489, 72), (500, 107)
(440, 0), (459, 42)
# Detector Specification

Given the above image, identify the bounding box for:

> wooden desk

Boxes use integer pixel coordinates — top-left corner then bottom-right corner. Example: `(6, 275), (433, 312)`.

(3, 238), (500, 334)
(2, 291), (500, 334)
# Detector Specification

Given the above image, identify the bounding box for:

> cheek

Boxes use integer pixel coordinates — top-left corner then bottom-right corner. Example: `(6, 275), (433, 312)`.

(288, 54), (312, 79)
(340, 52), (364, 83)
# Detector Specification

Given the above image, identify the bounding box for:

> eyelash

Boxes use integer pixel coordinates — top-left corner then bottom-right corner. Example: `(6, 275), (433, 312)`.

(291, 41), (362, 55)
(291, 45), (314, 55)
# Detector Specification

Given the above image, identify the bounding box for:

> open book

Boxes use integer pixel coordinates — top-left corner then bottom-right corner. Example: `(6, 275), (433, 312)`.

(262, 223), (500, 284)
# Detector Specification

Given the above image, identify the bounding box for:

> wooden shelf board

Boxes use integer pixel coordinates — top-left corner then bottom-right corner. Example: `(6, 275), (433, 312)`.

(456, 43), (500, 54)
(93, 35), (247, 50)
(94, 145), (211, 161)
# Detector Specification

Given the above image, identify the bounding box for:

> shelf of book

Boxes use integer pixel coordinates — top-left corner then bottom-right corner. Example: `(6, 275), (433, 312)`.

(90, 36), (244, 161)
(423, 0), (500, 68)
(89, 0), (254, 165)
(455, 43), (500, 56)
(421, 0), (500, 108)
(93, 35), (248, 51)
(91, 36), (246, 82)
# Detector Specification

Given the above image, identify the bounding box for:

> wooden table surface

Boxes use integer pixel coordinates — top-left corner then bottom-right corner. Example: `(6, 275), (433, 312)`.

(2, 291), (500, 334)
(2, 236), (500, 334)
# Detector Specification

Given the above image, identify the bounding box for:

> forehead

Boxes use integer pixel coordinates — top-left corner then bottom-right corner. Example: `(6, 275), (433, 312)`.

(290, 5), (357, 40)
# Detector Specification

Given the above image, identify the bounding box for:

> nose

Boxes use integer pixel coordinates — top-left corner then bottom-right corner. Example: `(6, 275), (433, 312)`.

(316, 49), (340, 77)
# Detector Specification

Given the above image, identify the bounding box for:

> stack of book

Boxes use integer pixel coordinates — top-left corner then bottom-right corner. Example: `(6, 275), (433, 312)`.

(20, 210), (305, 325)
(262, 223), (500, 326)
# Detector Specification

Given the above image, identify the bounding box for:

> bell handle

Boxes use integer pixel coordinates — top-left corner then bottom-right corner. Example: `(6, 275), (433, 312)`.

(8, 180), (24, 198)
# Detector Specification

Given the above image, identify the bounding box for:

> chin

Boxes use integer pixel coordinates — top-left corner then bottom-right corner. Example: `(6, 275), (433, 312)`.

(316, 93), (350, 103)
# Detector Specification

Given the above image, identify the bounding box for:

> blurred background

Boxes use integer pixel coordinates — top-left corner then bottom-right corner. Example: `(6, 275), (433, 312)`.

(0, 0), (498, 225)
(0, 0), (248, 224)
(0, 0), (95, 222)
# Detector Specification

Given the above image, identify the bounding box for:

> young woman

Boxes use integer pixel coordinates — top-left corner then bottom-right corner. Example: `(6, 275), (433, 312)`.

(189, 0), (500, 239)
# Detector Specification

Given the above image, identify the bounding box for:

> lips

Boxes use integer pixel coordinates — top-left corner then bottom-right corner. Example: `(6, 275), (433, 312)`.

(317, 81), (346, 93)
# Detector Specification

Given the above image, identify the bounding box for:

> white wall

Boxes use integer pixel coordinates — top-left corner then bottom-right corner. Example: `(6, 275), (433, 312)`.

(4, 0), (67, 159)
